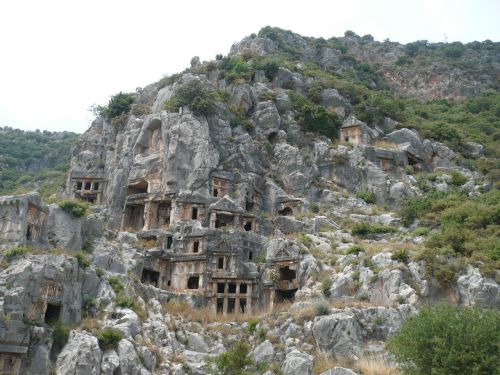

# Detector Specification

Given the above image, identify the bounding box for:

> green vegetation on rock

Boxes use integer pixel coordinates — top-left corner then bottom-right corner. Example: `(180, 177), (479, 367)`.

(165, 79), (218, 117)
(96, 327), (123, 350)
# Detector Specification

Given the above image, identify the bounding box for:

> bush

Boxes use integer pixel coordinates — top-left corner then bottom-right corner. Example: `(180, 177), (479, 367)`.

(299, 234), (312, 247)
(321, 278), (332, 297)
(449, 171), (467, 186)
(165, 79), (218, 118)
(355, 191), (376, 204)
(51, 322), (70, 351)
(75, 253), (90, 268)
(206, 342), (253, 375)
(4, 245), (30, 262)
(387, 305), (500, 375)
(351, 222), (397, 237)
(219, 56), (253, 83)
(314, 300), (331, 316)
(104, 92), (135, 119)
(289, 92), (341, 139)
(96, 327), (123, 350)
(108, 276), (124, 294)
(391, 249), (409, 263)
(346, 245), (363, 255)
(58, 200), (89, 218)
(309, 203), (320, 213)
(115, 295), (134, 308)
(247, 318), (260, 333)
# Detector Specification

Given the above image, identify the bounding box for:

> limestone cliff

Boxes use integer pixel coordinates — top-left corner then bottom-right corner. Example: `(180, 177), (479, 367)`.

(0, 28), (498, 375)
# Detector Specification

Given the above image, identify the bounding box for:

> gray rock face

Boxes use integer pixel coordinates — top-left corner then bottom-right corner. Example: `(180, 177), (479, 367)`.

(100, 349), (120, 375)
(229, 36), (278, 57)
(110, 308), (141, 339)
(282, 349), (313, 375)
(186, 332), (209, 353)
(252, 340), (274, 363)
(118, 339), (149, 375)
(46, 204), (82, 250)
(0, 192), (47, 249)
(457, 266), (499, 308)
(321, 89), (351, 117)
(55, 331), (102, 375)
(312, 313), (362, 359)
(252, 101), (281, 138)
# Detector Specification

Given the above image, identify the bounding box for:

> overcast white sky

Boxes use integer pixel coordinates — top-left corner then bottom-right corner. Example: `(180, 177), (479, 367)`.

(0, 0), (498, 134)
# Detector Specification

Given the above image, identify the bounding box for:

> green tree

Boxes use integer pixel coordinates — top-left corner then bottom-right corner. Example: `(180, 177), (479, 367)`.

(387, 305), (500, 375)
(104, 92), (135, 119)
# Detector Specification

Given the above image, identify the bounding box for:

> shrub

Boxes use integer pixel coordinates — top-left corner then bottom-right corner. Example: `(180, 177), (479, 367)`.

(206, 342), (253, 375)
(355, 191), (376, 204)
(165, 80), (218, 117)
(104, 92), (135, 119)
(387, 305), (500, 375)
(321, 277), (332, 297)
(4, 245), (30, 262)
(289, 92), (341, 139)
(449, 171), (467, 186)
(158, 73), (181, 89)
(58, 200), (89, 218)
(391, 249), (409, 263)
(115, 295), (135, 309)
(314, 300), (330, 316)
(51, 322), (70, 352)
(309, 203), (320, 213)
(108, 276), (124, 294)
(75, 253), (90, 268)
(404, 165), (415, 174)
(351, 222), (397, 237)
(412, 227), (430, 236)
(219, 56), (253, 83)
(346, 245), (363, 255)
(247, 318), (260, 333)
(96, 327), (123, 350)
(299, 234), (312, 247)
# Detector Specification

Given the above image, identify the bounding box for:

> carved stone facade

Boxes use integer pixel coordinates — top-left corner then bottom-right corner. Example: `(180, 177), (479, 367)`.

(0, 193), (47, 249)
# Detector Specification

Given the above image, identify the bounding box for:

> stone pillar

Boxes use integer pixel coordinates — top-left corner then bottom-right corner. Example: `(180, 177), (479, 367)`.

(211, 282), (217, 313)
(247, 283), (253, 314)
(223, 283), (228, 315)
(235, 283), (241, 315)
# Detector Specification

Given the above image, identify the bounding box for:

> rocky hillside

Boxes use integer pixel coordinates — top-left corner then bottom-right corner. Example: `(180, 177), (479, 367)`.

(0, 127), (79, 197)
(0, 27), (498, 375)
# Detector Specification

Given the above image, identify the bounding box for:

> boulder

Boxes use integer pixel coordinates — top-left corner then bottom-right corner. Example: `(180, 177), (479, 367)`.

(118, 339), (149, 375)
(457, 266), (499, 308)
(55, 331), (102, 375)
(312, 313), (362, 358)
(282, 349), (313, 375)
(100, 350), (120, 375)
(252, 340), (275, 363)
(186, 332), (209, 353)
(46, 204), (82, 250)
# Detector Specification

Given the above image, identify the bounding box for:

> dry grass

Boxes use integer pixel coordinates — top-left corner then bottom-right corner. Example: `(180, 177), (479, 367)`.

(357, 357), (400, 375)
(312, 352), (400, 375)
(330, 299), (374, 309)
(313, 350), (342, 375)
(135, 338), (166, 365)
(372, 140), (400, 150)
(163, 300), (263, 325)
(79, 318), (102, 332)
